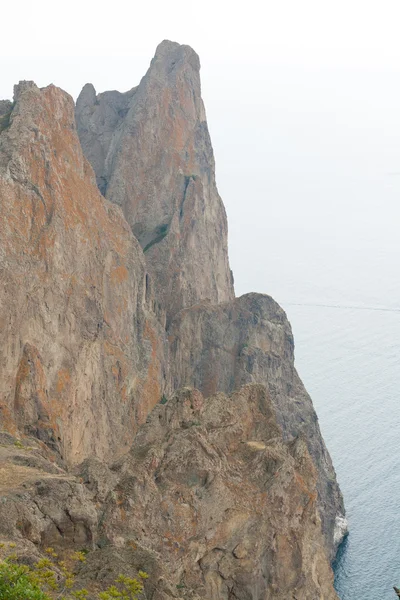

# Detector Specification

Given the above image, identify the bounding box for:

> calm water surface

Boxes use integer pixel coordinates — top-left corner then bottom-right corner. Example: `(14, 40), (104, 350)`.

(287, 304), (400, 599)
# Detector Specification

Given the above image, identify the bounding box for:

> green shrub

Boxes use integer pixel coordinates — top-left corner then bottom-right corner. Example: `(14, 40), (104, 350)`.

(0, 547), (148, 600)
(0, 560), (50, 599)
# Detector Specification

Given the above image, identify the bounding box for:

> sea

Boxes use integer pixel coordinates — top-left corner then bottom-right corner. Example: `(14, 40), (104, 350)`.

(228, 218), (400, 599)
(287, 296), (400, 599)
(209, 63), (400, 599)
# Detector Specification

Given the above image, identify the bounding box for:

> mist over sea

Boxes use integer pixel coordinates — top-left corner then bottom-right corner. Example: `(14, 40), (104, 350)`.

(227, 199), (400, 599)
(208, 60), (400, 598)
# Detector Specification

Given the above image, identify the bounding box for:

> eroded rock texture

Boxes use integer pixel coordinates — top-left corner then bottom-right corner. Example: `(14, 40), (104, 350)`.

(76, 40), (344, 557)
(0, 40), (345, 598)
(168, 293), (344, 556)
(0, 387), (338, 599)
(0, 81), (167, 465)
(102, 385), (338, 599)
(76, 40), (234, 325)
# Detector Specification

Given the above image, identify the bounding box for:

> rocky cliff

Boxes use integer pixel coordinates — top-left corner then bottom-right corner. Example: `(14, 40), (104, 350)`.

(76, 41), (345, 557)
(0, 81), (167, 465)
(76, 41), (234, 326)
(167, 293), (345, 553)
(0, 41), (345, 598)
(0, 387), (337, 599)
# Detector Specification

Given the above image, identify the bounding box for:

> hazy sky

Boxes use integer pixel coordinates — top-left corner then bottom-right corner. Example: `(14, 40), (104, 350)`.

(2, 0), (400, 306)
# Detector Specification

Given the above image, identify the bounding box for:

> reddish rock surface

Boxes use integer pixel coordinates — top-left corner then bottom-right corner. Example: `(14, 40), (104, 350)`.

(0, 42), (345, 599)
(0, 81), (167, 465)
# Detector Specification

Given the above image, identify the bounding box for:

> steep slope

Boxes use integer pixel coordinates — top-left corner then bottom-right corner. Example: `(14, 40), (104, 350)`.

(0, 41), (345, 597)
(0, 81), (167, 465)
(76, 40), (234, 325)
(102, 385), (338, 599)
(76, 41), (345, 556)
(168, 293), (345, 556)
(0, 387), (338, 600)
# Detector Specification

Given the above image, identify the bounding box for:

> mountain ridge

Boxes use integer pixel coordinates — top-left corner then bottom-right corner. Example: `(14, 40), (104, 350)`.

(0, 41), (346, 599)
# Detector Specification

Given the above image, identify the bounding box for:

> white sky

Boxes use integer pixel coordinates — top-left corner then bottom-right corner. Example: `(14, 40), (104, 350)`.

(2, 0), (400, 306)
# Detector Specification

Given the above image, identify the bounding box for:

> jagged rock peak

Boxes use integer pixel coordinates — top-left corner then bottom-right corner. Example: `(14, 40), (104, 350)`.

(76, 40), (234, 324)
(0, 44), (345, 598)
(13, 80), (38, 101)
(78, 82), (97, 103)
(151, 38), (201, 71)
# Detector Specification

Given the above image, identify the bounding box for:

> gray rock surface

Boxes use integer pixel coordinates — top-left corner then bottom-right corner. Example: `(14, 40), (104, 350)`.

(168, 293), (345, 557)
(76, 40), (234, 325)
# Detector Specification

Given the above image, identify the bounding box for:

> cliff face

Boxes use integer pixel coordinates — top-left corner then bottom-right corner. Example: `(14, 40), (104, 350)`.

(76, 40), (234, 325)
(167, 293), (344, 555)
(103, 385), (338, 599)
(0, 41), (344, 598)
(0, 81), (167, 465)
(0, 387), (338, 600)
(76, 41), (345, 556)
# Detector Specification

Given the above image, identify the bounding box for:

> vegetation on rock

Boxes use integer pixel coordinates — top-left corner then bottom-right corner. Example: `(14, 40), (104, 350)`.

(0, 546), (148, 600)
